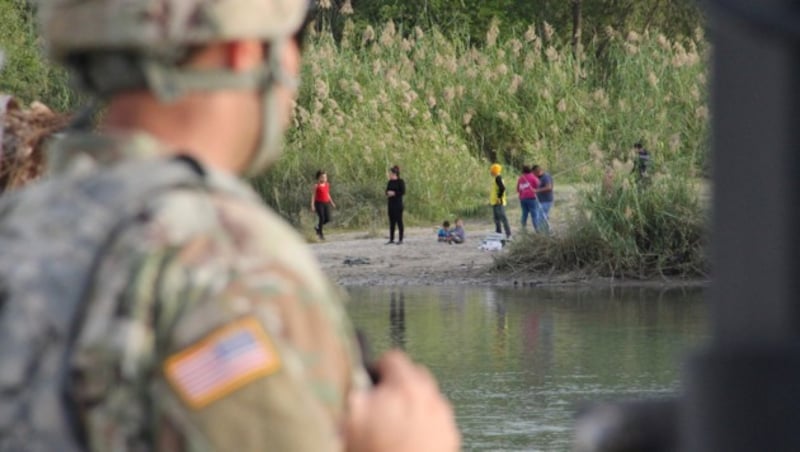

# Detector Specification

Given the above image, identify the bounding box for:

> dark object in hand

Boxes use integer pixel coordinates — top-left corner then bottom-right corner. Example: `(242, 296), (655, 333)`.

(356, 329), (381, 384)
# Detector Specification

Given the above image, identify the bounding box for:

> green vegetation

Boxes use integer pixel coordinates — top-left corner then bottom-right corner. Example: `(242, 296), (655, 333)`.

(317, 0), (703, 48)
(495, 174), (708, 279)
(256, 21), (709, 230)
(0, 0), (78, 111)
(1, 3), (710, 277)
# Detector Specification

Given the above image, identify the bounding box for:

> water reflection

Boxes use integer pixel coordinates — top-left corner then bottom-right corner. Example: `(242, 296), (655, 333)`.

(347, 285), (708, 451)
(389, 290), (406, 348)
(487, 290), (508, 366)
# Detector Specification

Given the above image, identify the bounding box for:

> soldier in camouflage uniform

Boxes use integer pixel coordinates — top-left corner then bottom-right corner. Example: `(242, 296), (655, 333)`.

(0, 0), (460, 450)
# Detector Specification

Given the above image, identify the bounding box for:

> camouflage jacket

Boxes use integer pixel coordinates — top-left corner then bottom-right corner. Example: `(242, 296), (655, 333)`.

(48, 132), (369, 451)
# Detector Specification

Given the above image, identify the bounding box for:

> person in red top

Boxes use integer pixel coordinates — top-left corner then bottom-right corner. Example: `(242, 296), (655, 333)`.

(517, 164), (542, 232)
(311, 169), (336, 240)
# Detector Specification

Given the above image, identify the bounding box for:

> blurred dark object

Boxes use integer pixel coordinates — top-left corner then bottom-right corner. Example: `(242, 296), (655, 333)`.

(573, 399), (677, 452)
(356, 329), (380, 384)
(576, 0), (800, 449)
(632, 142), (650, 182)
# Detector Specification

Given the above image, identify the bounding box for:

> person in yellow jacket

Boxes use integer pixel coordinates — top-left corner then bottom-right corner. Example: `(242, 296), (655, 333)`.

(490, 163), (512, 239)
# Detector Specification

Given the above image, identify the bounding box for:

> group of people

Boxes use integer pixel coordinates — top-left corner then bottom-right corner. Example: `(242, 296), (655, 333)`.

(314, 161), (552, 248)
(489, 163), (554, 240)
(315, 144), (653, 248)
(517, 164), (554, 233)
(311, 164), (407, 245)
(437, 218), (466, 244)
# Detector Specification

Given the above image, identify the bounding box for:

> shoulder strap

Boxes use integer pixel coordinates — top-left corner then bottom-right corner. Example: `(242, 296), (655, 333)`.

(63, 156), (207, 446)
(0, 156), (207, 450)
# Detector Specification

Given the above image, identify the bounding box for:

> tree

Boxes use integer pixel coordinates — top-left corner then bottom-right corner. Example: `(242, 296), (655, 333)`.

(316, 0), (704, 44)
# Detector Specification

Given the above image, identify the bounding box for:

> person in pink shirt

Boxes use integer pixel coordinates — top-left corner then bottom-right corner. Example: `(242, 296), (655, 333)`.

(517, 164), (542, 232)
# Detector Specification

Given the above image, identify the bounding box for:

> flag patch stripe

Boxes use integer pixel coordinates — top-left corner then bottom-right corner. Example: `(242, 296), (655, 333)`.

(164, 317), (281, 409)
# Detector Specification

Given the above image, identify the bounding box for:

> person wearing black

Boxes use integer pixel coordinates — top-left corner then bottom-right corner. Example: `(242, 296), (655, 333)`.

(632, 141), (651, 185)
(386, 165), (405, 244)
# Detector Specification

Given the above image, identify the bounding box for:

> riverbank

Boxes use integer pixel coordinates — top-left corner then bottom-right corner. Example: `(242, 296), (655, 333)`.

(312, 222), (505, 287)
(310, 224), (709, 288)
(310, 190), (556, 287)
(310, 184), (709, 288)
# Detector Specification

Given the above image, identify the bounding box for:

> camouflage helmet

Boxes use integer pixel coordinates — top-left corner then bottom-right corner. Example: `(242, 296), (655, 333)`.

(41, 0), (308, 63)
(39, 0), (312, 177)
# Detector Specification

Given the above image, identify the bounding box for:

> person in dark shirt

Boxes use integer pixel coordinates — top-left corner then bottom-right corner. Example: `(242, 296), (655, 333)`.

(632, 142), (651, 185)
(533, 165), (554, 233)
(386, 165), (405, 244)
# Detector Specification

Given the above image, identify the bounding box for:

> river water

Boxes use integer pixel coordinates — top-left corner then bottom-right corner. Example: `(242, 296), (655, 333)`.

(346, 285), (708, 452)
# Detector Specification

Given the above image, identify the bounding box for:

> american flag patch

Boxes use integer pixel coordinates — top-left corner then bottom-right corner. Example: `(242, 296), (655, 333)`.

(164, 317), (281, 409)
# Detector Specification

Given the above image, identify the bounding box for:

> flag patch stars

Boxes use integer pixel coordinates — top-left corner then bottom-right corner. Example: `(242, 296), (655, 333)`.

(164, 317), (282, 409)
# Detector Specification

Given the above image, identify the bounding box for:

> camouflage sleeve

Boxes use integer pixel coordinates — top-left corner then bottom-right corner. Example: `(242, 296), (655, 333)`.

(70, 189), (368, 452)
(146, 239), (361, 452)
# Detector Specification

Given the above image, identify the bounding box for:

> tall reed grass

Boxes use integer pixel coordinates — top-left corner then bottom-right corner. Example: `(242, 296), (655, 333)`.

(255, 21), (710, 227)
(495, 173), (708, 279)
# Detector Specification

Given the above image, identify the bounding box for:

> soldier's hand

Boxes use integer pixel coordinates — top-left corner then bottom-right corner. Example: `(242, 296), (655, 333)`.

(345, 350), (461, 452)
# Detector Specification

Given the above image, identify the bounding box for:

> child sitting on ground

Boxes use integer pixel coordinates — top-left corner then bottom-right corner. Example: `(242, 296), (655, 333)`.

(447, 218), (466, 244)
(437, 220), (451, 242)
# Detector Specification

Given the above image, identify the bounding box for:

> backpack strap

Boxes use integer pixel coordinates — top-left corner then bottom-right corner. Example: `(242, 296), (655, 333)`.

(60, 155), (208, 447)
(0, 154), (208, 450)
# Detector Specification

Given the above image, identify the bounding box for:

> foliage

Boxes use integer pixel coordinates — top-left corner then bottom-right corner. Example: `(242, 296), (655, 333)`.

(0, 3), (710, 235)
(0, 0), (79, 111)
(254, 21), (709, 227)
(494, 173), (708, 279)
(316, 0), (704, 46)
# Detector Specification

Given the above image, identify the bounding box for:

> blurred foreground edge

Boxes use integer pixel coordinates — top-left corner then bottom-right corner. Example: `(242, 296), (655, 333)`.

(575, 1), (800, 450)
